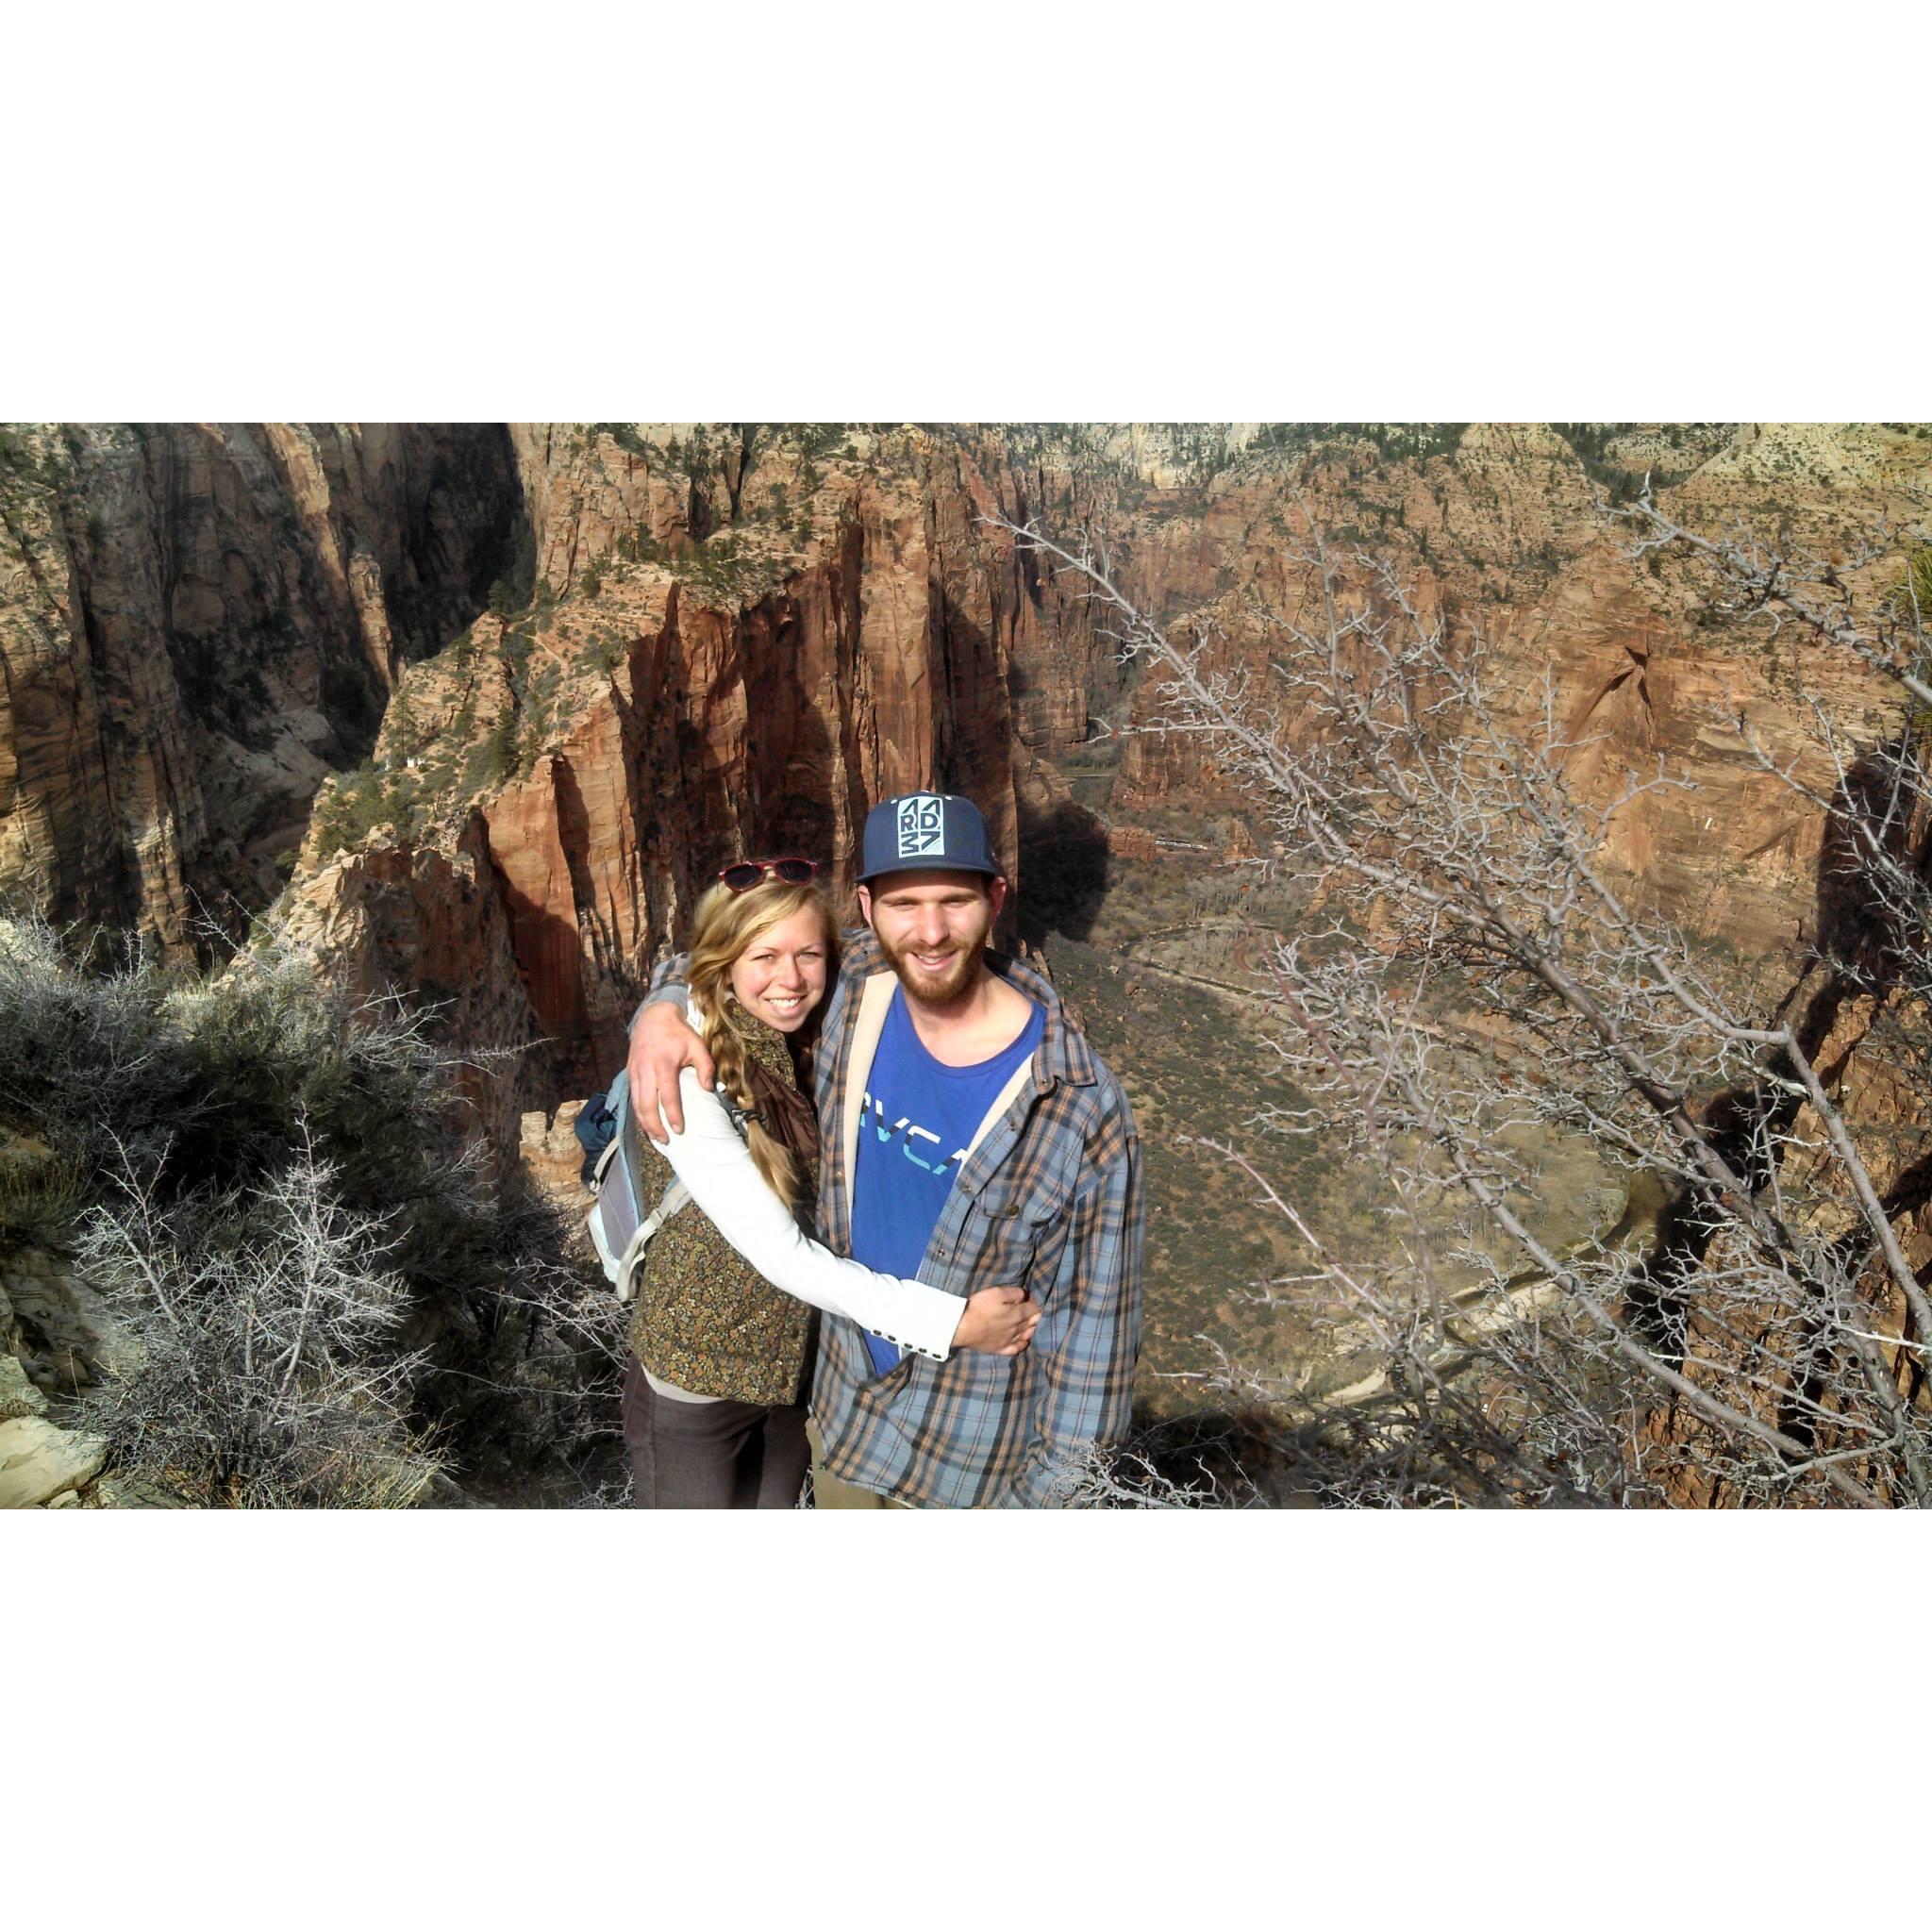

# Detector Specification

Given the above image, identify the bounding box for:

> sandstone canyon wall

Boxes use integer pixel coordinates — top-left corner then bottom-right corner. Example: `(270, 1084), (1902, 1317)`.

(7, 421), (1929, 1174)
(0, 422), (523, 943)
(273, 425), (1141, 1130)
(1109, 422), (1932, 967)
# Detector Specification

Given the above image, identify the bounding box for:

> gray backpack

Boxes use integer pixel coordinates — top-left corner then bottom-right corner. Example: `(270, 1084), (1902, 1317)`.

(584, 1067), (692, 1306)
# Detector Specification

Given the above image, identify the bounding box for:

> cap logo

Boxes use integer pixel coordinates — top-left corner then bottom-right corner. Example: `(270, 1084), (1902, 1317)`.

(896, 793), (945, 858)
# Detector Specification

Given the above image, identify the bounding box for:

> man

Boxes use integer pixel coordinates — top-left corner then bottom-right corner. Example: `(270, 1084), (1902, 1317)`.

(628, 791), (1144, 1507)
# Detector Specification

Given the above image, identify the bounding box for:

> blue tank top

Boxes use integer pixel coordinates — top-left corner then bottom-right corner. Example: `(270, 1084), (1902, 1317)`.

(849, 985), (1043, 1374)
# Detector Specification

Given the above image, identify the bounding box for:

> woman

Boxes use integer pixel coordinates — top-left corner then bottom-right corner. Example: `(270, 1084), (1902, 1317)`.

(621, 858), (1038, 1507)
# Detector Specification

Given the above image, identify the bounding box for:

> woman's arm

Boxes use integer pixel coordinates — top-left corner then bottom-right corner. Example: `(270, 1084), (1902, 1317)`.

(646, 1071), (987, 1361)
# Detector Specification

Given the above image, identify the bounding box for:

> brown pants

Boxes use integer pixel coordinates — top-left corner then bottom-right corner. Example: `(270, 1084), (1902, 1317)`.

(622, 1357), (809, 1509)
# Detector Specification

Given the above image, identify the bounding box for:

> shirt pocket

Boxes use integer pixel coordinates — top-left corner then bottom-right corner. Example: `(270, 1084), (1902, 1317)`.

(958, 1172), (1073, 1294)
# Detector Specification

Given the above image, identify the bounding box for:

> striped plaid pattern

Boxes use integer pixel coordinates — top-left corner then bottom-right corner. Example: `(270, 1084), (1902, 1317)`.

(808, 931), (1144, 1507)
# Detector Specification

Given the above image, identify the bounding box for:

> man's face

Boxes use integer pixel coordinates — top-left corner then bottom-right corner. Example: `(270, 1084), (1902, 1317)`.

(858, 869), (1006, 1008)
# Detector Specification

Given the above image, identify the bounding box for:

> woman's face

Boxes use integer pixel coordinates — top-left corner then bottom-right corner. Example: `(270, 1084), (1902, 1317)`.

(728, 907), (831, 1033)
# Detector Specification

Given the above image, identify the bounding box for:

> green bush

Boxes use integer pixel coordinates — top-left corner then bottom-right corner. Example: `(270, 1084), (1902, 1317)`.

(309, 766), (394, 862)
(467, 709), (519, 791)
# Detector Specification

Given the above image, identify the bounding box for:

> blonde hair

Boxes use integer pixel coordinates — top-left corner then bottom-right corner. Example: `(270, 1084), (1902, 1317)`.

(686, 878), (838, 1210)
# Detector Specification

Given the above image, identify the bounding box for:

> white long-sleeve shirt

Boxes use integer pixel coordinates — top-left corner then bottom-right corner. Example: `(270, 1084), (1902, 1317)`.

(644, 1068), (966, 1372)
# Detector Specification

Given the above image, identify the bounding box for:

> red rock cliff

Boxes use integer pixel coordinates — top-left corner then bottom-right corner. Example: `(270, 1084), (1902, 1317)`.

(14, 423), (1930, 1174)
(0, 422), (522, 945)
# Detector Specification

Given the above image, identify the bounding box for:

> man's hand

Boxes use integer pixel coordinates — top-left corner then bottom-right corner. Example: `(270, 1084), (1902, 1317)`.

(626, 1002), (715, 1141)
(952, 1286), (1041, 1357)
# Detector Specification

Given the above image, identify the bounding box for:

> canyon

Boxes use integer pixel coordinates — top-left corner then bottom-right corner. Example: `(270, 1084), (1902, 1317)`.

(6, 421), (1929, 1126)
(5, 421), (1930, 1506)
(6, 422), (1928, 1153)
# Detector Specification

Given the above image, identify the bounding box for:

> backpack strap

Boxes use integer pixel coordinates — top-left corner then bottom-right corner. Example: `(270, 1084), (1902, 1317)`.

(609, 1176), (691, 1305)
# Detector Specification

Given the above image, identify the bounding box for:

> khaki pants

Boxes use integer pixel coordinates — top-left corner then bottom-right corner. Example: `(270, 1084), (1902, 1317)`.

(807, 1419), (913, 1509)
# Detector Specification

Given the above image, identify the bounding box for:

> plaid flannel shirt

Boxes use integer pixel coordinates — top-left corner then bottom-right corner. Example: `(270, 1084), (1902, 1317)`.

(807, 930), (1143, 1507)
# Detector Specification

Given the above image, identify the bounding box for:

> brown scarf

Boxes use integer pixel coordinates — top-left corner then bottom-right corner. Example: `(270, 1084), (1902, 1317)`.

(729, 1011), (821, 1175)
(745, 1058), (818, 1168)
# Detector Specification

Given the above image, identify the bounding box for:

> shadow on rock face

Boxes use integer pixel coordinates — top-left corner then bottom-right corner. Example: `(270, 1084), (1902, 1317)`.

(1017, 798), (1111, 945)
(1813, 732), (1932, 991)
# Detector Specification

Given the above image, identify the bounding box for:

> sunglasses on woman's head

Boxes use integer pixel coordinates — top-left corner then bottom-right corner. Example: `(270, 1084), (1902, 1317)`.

(717, 856), (819, 892)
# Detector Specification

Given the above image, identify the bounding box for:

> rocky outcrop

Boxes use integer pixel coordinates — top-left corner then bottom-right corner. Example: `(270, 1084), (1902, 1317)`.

(1, 1243), (134, 1397)
(0, 1243), (184, 1507)
(521, 1100), (592, 1222)
(273, 811), (553, 1160)
(0, 1414), (108, 1508)
(0, 1242), (117, 1507)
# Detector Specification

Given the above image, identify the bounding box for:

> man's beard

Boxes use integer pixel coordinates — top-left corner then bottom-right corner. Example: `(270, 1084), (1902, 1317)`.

(874, 925), (985, 1007)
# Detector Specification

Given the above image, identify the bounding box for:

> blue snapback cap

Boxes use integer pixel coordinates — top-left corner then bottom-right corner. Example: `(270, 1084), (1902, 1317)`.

(858, 792), (1001, 882)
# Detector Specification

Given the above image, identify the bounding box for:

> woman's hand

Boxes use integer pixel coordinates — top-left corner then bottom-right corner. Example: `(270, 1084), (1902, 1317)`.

(952, 1285), (1041, 1356)
(627, 1002), (716, 1141)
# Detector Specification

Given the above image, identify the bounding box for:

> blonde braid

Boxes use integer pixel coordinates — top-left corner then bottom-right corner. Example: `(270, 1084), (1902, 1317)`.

(703, 1001), (802, 1208)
